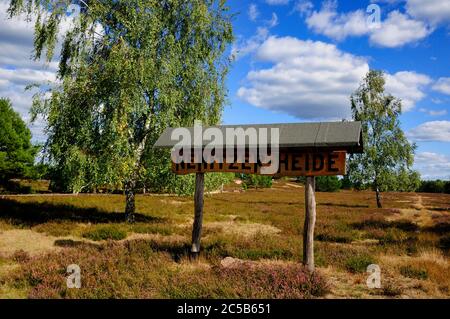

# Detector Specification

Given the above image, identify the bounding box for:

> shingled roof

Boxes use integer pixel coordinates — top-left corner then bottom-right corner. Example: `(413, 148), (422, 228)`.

(154, 121), (363, 153)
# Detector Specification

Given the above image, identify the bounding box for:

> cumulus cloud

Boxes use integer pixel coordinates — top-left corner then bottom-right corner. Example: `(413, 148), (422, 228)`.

(384, 71), (432, 111)
(406, 0), (450, 26)
(303, 1), (432, 47)
(305, 1), (369, 41)
(248, 3), (259, 22)
(236, 35), (432, 119)
(237, 36), (369, 119)
(408, 121), (450, 142)
(414, 152), (450, 180)
(432, 77), (450, 95)
(0, 0), (79, 142)
(369, 11), (432, 48)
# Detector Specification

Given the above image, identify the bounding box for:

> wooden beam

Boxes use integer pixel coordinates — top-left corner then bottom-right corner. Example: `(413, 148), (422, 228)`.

(303, 176), (316, 272)
(191, 172), (205, 260)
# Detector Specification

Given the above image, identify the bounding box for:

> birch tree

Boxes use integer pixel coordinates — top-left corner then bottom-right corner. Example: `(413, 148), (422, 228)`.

(7, 0), (233, 221)
(348, 70), (419, 208)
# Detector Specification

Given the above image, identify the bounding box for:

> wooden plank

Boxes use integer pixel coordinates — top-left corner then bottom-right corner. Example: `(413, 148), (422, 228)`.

(303, 176), (316, 272)
(172, 150), (346, 176)
(191, 173), (204, 260)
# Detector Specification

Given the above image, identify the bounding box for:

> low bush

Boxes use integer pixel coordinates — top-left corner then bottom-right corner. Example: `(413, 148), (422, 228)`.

(345, 254), (376, 273)
(400, 265), (428, 280)
(316, 222), (358, 243)
(165, 263), (329, 299)
(240, 174), (273, 189)
(315, 176), (342, 192)
(82, 226), (127, 241)
(9, 240), (328, 299)
(382, 283), (403, 297)
(11, 250), (31, 263)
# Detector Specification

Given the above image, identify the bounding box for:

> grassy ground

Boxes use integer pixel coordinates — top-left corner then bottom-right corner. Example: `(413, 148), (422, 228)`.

(0, 180), (448, 298)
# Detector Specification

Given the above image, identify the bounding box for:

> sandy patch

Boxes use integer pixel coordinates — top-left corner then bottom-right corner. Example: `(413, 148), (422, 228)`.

(387, 195), (438, 227)
(0, 229), (61, 257)
(379, 249), (449, 269)
(125, 233), (186, 244)
(204, 221), (281, 238)
(285, 183), (303, 189)
(160, 199), (189, 206)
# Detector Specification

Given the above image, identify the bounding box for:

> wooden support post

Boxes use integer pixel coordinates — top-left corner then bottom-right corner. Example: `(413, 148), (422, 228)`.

(191, 172), (205, 260)
(303, 176), (316, 272)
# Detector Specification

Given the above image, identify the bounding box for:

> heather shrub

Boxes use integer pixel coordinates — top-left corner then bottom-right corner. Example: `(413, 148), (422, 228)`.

(345, 254), (376, 273)
(11, 250), (31, 263)
(379, 228), (411, 244)
(316, 222), (358, 243)
(83, 225), (127, 241)
(164, 263), (329, 299)
(382, 282), (403, 297)
(9, 240), (328, 299)
(400, 265), (428, 280)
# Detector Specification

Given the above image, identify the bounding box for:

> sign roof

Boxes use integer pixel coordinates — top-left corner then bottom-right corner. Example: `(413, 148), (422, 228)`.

(154, 121), (363, 153)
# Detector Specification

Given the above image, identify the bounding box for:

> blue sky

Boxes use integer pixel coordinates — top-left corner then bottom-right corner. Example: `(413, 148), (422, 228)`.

(221, 0), (450, 179)
(0, 0), (449, 179)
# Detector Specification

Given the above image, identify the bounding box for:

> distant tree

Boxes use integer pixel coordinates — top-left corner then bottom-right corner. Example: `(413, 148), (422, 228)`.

(348, 70), (419, 208)
(419, 180), (446, 193)
(315, 176), (341, 192)
(0, 98), (37, 183)
(340, 175), (353, 190)
(240, 174), (273, 189)
(445, 181), (450, 194)
(8, 0), (234, 221)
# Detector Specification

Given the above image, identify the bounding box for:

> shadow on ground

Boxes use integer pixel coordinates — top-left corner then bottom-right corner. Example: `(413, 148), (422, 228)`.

(0, 198), (162, 226)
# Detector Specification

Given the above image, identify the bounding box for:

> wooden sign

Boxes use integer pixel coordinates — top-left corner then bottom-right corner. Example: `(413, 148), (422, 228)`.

(172, 150), (346, 176)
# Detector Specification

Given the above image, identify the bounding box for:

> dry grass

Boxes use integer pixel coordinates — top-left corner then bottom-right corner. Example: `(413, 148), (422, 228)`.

(0, 180), (448, 299)
(0, 230), (61, 257)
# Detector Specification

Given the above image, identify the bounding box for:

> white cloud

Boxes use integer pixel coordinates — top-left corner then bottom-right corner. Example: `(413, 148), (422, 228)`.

(0, 68), (55, 87)
(266, 0), (290, 5)
(236, 36), (433, 120)
(248, 3), (259, 22)
(414, 152), (450, 180)
(237, 36), (369, 119)
(406, 0), (450, 26)
(408, 121), (450, 142)
(369, 11), (432, 48)
(266, 13), (279, 28)
(305, 1), (369, 41)
(293, 1), (314, 16)
(384, 71), (432, 111)
(433, 77), (450, 95)
(0, 0), (73, 142)
(231, 27), (270, 60)
(419, 108), (448, 116)
(303, 2), (432, 47)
